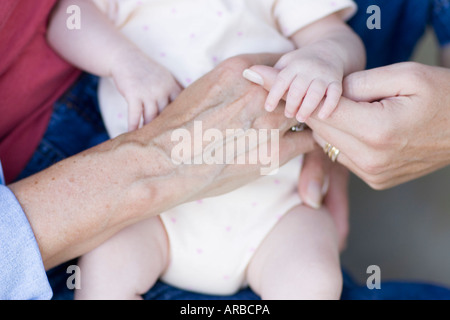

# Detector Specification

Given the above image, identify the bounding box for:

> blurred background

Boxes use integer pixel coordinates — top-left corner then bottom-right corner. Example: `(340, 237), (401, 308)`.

(341, 27), (450, 288)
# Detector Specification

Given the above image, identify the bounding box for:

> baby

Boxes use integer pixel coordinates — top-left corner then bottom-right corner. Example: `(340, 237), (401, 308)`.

(48, 0), (365, 299)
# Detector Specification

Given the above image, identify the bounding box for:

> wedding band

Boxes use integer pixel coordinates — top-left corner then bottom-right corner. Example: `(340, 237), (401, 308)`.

(324, 143), (340, 162)
(291, 123), (307, 132)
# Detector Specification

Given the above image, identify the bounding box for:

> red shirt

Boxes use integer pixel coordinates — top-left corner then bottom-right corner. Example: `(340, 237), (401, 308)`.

(0, 0), (80, 183)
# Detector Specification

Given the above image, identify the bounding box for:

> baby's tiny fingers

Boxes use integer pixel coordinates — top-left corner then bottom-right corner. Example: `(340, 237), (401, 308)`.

(157, 96), (170, 113)
(285, 75), (309, 118)
(319, 82), (342, 119)
(127, 99), (144, 132)
(296, 79), (327, 122)
(143, 101), (159, 125)
(265, 71), (294, 112)
(169, 84), (182, 102)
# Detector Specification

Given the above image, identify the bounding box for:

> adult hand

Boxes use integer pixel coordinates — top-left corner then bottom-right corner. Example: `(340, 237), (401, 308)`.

(299, 146), (350, 252)
(246, 62), (450, 190)
(244, 67), (350, 251)
(9, 54), (316, 269)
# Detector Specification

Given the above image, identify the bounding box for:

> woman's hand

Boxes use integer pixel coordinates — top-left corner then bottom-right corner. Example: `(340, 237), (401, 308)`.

(310, 62), (450, 189)
(245, 62), (450, 190)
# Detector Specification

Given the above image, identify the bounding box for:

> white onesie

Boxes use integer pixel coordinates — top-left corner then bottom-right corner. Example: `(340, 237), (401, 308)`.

(93, 0), (356, 296)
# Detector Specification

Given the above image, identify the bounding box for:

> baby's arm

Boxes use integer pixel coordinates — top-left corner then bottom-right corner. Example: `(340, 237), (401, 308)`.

(266, 13), (366, 122)
(47, 0), (181, 131)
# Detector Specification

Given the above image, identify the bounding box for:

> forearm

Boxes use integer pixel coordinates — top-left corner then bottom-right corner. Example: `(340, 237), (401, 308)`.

(8, 54), (312, 270)
(8, 127), (182, 269)
(47, 0), (140, 77)
(290, 14), (366, 75)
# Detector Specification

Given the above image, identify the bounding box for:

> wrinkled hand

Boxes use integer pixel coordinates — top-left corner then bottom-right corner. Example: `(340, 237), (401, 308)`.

(111, 48), (182, 131)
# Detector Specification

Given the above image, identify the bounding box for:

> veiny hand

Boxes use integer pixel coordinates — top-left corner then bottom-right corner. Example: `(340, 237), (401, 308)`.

(111, 48), (182, 131)
(264, 44), (344, 122)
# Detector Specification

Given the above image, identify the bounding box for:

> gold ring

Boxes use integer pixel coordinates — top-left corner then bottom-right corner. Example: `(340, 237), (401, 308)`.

(324, 143), (340, 162)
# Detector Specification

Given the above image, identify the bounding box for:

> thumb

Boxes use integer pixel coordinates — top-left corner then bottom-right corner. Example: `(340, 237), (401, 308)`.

(343, 63), (414, 102)
(243, 65), (280, 93)
(298, 147), (331, 209)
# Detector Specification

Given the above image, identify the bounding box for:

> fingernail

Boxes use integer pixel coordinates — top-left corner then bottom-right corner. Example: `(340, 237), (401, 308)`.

(304, 181), (323, 209)
(243, 69), (264, 86)
(321, 175), (330, 196)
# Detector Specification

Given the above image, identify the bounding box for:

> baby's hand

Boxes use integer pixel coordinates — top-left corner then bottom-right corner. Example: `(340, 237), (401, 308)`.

(265, 48), (344, 122)
(111, 50), (182, 131)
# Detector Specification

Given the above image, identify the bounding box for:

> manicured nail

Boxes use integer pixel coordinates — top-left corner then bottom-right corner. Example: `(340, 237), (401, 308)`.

(304, 181), (323, 209)
(321, 175), (330, 196)
(243, 69), (264, 86)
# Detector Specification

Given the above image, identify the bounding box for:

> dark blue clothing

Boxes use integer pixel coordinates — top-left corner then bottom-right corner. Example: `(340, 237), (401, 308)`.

(349, 0), (450, 69)
(15, 0), (450, 300)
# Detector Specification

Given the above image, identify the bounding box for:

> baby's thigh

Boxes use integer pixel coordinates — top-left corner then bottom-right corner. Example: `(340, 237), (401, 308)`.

(80, 216), (170, 295)
(246, 205), (341, 299)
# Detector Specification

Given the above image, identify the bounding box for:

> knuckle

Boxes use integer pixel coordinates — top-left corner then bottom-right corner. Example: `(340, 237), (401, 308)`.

(401, 61), (428, 83)
(362, 123), (394, 150)
(359, 154), (386, 176)
(215, 56), (252, 81)
(328, 81), (343, 94)
(287, 83), (305, 99)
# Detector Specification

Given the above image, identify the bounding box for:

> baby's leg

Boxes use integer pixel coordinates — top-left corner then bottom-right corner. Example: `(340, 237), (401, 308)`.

(246, 205), (342, 300)
(75, 216), (169, 300)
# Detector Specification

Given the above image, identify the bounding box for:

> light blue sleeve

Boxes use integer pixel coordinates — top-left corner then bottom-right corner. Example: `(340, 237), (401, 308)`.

(0, 183), (53, 300)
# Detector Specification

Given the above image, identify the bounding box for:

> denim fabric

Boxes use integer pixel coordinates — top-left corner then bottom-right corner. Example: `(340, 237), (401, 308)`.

(17, 73), (109, 181)
(0, 185), (52, 300)
(350, 0), (450, 69)
(49, 262), (450, 301)
(432, 0), (450, 46)
(350, 0), (431, 69)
